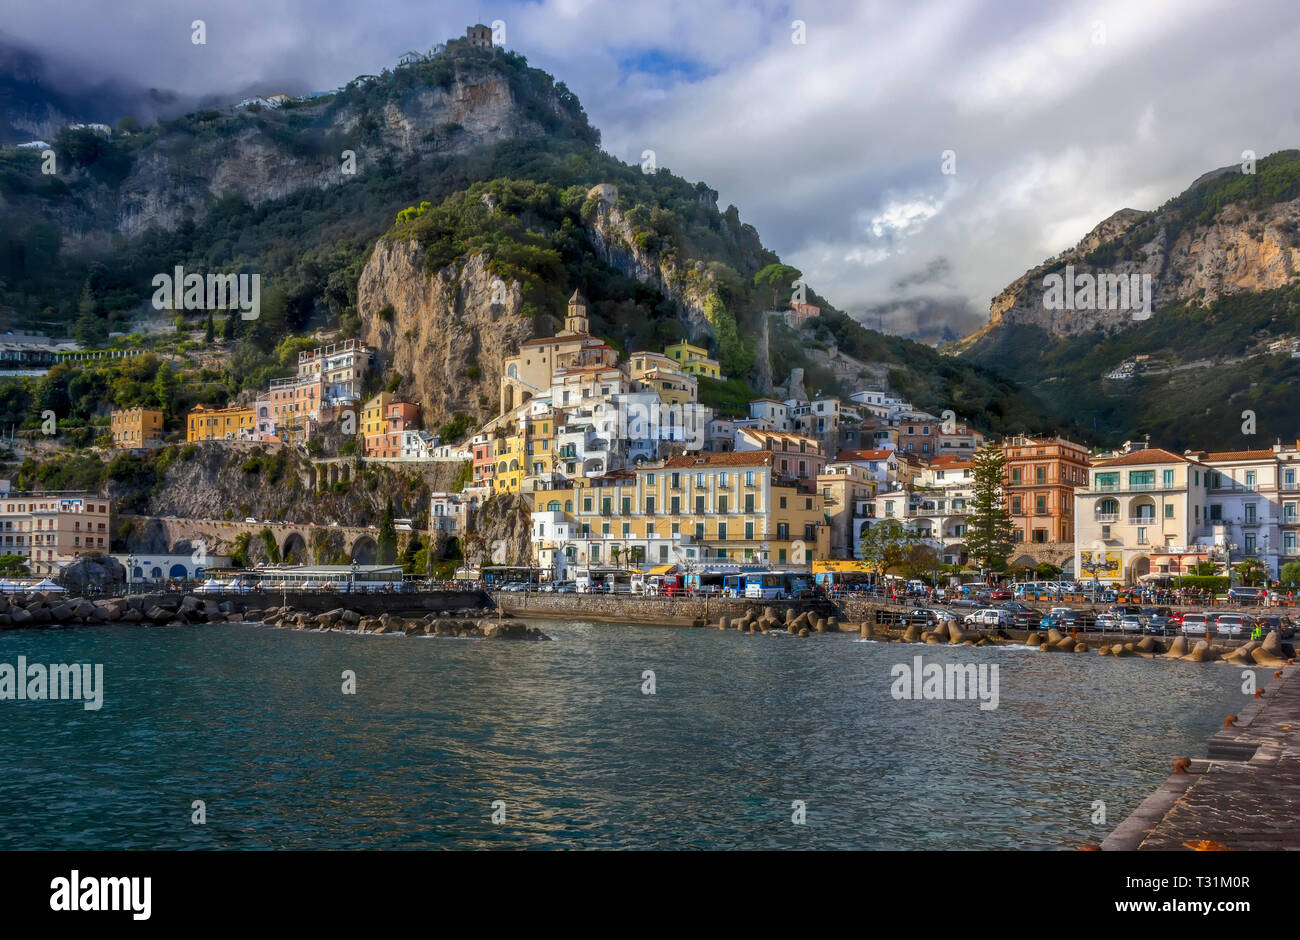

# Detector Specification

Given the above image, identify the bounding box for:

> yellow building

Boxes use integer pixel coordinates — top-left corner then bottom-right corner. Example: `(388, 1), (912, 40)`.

(664, 341), (723, 381)
(186, 405), (256, 442)
(492, 425), (526, 495)
(628, 351), (698, 406)
(529, 451), (830, 573)
(110, 407), (164, 449)
(499, 290), (619, 413)
(523, 409), (558, 488)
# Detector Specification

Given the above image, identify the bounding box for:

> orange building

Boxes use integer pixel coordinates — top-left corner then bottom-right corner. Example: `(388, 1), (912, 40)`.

(1001, 435), (1091, 545)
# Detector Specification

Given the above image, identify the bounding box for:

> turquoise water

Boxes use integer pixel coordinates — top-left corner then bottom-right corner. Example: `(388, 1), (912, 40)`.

(0, 621), (1252, 849)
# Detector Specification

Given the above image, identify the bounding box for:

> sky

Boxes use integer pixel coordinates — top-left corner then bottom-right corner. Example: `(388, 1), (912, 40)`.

(3, 0), (1299, 339)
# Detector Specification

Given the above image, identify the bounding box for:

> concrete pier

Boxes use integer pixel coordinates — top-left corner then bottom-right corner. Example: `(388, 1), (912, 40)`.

(1103, 664), (1300, 850)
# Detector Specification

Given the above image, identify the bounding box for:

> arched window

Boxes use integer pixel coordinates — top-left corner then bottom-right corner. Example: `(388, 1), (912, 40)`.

(547, 500), (561, 511)
(565, 500), (573, 512)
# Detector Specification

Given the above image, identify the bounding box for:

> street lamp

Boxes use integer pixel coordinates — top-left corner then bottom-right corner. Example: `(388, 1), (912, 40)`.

(126, 554), (135, 595)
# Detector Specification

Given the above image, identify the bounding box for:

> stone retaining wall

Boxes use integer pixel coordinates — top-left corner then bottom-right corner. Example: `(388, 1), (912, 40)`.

(492, 592), (835, 625)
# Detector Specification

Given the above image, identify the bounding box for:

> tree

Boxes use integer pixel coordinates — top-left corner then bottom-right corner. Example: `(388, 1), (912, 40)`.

(900, 542), (942, 581)
(152, 362), (179, 414)
(1233, 557), (1267, 586)
(377, 499), (398, 565)
(1035, 562), (1062, 579)
(1190, 561), (1217, 577)
(205, 311), (215, 343)
(1279, 561), (1300, 587)
(965, 443), (1014, 571)
(857, 519), (918, 578)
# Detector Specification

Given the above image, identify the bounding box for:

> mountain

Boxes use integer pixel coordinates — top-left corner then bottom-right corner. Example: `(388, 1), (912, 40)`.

(0, 36), (187, 144)
(960, 150), (1300, 449)
(0, 33), (1049, 439)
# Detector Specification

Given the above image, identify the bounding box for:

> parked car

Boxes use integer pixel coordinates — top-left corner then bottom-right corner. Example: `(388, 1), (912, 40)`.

(1094, 612), (1122, 632)
(1060, 610), (1096, 630)
(556, 583), (578, 594)
(964, 608), (1013, 628)
(999, 602), (1032, 612)
(1181, 613), (1210, 636)
(1215, 614), (1251, 638)
(1119, 614), (1146, 634)
(1038, 612), (1063, 630)
(907, 608), (956, 626)
(1144, 615), (1170, 636)
(989, 589), (1013, 601)
(1227, 586), (1267, 606)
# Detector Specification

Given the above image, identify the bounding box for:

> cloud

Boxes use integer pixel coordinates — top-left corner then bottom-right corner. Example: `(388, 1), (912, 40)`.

(4, 0), (1299, 341)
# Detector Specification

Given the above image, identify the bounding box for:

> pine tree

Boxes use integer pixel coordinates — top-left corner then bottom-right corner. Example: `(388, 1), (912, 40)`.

(205, 310), (215, 343)
(966, 442), (1014, 571)
(377, 498), (398, 565)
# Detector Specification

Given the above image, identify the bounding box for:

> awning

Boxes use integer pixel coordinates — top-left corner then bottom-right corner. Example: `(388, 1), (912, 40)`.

(648, 564), (677, 575)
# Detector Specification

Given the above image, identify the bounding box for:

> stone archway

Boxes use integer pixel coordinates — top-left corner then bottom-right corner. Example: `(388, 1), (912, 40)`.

(282, 532), (308, 564)
(1126, 554), (1150, 585)
(350, 535), (378, 564)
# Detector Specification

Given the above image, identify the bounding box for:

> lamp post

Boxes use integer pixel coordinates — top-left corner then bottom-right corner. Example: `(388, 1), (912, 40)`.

(126, 554), (135, 596)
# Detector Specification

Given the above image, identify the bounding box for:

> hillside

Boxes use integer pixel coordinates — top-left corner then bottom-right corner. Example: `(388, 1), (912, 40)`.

(962, 150), (1300, 448)
(0, 31), (1053, 442)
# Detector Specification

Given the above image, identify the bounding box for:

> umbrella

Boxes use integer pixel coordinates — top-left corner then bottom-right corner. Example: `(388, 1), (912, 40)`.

(33, 578), (66, 593)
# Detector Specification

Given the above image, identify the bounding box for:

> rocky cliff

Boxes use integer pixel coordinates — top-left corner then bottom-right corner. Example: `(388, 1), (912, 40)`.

(357, 247), (533, 430)
(969, 155), (1300, 343)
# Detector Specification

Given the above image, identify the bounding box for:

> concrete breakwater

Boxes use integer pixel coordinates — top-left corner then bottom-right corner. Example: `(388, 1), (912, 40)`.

(0, 592), (248, 628)
(257, 605), (549, 640)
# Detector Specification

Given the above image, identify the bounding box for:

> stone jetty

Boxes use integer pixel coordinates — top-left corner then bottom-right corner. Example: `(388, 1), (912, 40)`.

(1102, 664), (1300, 850)
(258, 605), (550, 640)
(0, 592), (245, 628)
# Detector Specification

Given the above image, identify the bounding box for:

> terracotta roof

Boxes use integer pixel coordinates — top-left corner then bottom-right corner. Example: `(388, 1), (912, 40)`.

(928, 455), (972, 469)
(1204, 450), (1275, 462)
(1093, 448), (1191, 467)
(837, 449), (894, 461)
(663, 452), (774, 468)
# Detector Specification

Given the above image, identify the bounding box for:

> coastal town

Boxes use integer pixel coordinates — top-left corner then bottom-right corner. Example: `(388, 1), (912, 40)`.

(0, 287), (1274, 598)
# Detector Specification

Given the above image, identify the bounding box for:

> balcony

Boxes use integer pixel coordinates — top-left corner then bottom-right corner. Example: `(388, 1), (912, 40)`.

(1093, 512), (1119, 522)
(1127, 516), (1158, 526)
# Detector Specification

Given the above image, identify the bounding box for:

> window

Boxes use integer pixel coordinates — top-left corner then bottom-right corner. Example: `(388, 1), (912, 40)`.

(1136, 526), (1148, 544)
(779, 496), (787, 509)
(1244, 504), (1257, 524)
(745, 494), (754, 513)
(745, 522), (754, 540)
(1129, 470), (1155, 488)
(695, 496), (705, 514)
(804, 524), (816, 540)
(777, 523), (789, 540)
(717, 522), (727, 540)
(1164, 504), (1174, 519)
(1011, 497), (1022, 514)
(671, 473), (680, 489)
(1245, 470), (1256, 490)
(718, 495), (728, 514)
(1011, 468), (1021, 484)
(1245, 533), (1256, 553)
(1035, 466), (1046, 484)
(1161, 468), (1175, 488)
(1095, 471), (1118, 489)
(1209, 504), (1222, 521)
(1035, 496), (1046, 514)
(671, 496), (680, 514)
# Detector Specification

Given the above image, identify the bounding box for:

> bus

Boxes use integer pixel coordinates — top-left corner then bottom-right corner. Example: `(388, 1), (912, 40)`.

(743, 571), (813, 599)
(684, 566), (765, 597)
(812, 560), (878, 594)
(574, 567), (643, 594)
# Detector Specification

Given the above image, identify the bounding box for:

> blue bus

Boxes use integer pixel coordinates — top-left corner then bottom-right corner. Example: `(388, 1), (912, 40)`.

(743, 571), (812, 599)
